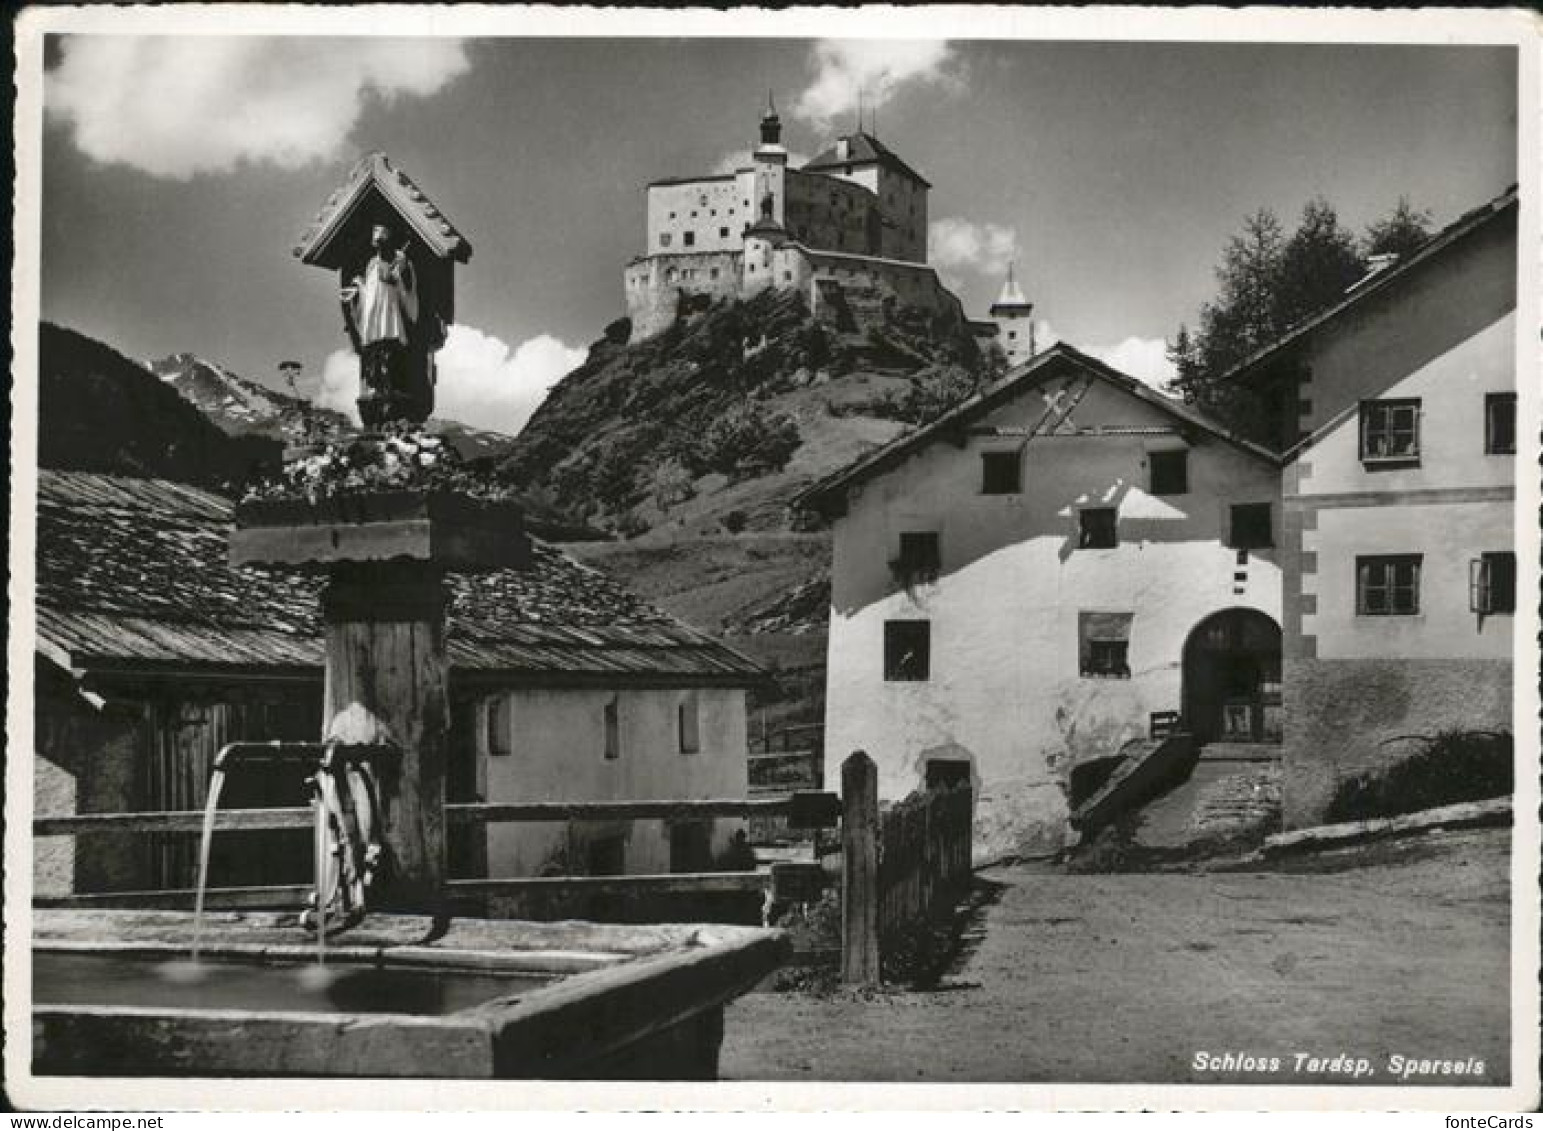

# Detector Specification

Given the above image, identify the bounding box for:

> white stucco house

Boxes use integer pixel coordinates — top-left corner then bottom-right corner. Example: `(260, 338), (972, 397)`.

(1225, 186), (1519, 826)
(796, 344), (1284, 859)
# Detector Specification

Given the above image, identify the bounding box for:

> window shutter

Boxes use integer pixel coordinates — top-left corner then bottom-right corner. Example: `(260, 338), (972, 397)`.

(1470, 558), (1488, 613)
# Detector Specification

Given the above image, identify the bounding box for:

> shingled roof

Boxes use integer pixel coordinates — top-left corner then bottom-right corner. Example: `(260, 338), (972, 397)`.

(794, 343), (1280, 515)
(36, 471), (761, 687)
(801, 131), (932, 189)
(293, 152), (473, 269)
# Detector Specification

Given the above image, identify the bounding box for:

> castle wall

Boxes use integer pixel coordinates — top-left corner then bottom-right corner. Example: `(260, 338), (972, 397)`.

(625, 250), (743, 340)
(786, 171), (882, 258)
(801, 249), (964, 328)
(646, 177), (749, 256)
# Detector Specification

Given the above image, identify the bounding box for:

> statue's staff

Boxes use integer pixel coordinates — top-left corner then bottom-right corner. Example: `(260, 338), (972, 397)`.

(338, 275), (364, 355)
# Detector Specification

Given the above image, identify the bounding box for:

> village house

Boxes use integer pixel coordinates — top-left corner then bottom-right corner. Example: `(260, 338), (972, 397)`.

(1225, 186), (1518, 827)
(33, 470), (764, 899)
(796, 344), (1284, 859)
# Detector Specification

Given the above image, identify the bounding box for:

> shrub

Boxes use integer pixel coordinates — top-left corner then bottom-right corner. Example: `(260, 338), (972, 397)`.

(721, 509), (748, 533)
(686, 402), (802, 477)
(1325, 729), (1513, 823)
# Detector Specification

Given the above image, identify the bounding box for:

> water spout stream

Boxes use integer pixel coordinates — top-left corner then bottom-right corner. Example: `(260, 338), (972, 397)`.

(190, 766), (228, 965)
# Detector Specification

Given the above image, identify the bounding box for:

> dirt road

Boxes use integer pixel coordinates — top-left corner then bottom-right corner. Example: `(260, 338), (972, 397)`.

(721, 827), (1513, 1084)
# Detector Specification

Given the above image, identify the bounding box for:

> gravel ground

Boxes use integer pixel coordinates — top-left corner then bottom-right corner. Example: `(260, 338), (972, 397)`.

(721, 826), (1513, 1085)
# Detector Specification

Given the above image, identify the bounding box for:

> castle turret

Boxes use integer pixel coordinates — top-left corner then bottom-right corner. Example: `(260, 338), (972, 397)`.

(759, 91), (782, 148)
(747, 92), (788, 232)
(989, 262), (1035, 367)
(741, 189), (786, 296)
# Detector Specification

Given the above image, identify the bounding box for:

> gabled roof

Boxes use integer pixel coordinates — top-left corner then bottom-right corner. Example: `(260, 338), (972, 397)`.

(1224, 185), (1517, 384)
(293, 152), (472, 269)
(36, 471), (762, 687)
(794, 343), (1279, 514)
(801, 131), (932, 189)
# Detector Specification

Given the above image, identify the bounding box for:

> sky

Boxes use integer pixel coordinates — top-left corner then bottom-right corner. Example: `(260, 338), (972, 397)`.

(37, 33), (1518, 434)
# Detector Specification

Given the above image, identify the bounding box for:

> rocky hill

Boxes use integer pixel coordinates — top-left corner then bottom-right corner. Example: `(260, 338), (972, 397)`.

(150, 352), (523, 462)
(501, 290), (1002, 735)
(39, 323), (283, 490)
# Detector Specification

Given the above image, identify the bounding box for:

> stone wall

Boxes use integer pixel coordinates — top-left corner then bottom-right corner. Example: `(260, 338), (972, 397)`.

(1281, 657), (1512, 826)
(625, 251), (744, 341)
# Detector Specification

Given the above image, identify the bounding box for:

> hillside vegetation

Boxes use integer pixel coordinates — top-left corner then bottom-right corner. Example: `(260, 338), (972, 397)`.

(503, 290), (1002, 733)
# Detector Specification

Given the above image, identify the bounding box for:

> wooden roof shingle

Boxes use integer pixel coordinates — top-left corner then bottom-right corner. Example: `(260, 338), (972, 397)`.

(36, 471), (762, 687)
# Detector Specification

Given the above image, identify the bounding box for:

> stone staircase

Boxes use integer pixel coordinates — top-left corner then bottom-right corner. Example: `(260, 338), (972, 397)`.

(1130, 743), (1283, 848)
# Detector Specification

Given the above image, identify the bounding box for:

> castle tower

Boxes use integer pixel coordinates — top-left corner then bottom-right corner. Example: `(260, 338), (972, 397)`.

(741, 188), (787, 296)
(749, 91), (788, 229)
(989, 262), (1036, 367)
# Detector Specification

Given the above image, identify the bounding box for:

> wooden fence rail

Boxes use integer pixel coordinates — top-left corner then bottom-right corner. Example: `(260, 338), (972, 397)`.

(35, 795), (837, 837)
(840, 751), (973, 987)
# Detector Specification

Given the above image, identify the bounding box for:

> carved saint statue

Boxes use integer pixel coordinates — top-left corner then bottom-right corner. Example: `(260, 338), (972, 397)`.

(341, 222), (434, 426)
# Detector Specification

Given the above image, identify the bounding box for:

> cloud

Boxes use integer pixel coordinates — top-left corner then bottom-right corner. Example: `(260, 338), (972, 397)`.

(928, 217), (1019, 279)
(791, 40), (958, 130)
(317, 324), (586, 436)
(711, 148), (811, 175)
(45, 36), (470, 178)
(1086, 337), (1176, 391)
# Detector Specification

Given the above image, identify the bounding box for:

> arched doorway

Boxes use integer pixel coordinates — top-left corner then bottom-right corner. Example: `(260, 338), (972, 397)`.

(1181, 609), (1282, 745)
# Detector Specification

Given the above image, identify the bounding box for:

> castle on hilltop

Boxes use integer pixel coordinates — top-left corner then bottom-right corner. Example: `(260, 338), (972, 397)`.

(625, 96), (991, 343)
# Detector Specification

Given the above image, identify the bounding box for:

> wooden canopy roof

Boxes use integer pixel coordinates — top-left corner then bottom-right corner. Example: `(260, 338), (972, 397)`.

(293, 152), (473, 270)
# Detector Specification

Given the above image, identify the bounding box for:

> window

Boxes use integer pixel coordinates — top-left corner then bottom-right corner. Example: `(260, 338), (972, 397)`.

(719, 227), (730, 239)
(669, 822), (713, 873)
(602, 696), (621, 760)
(1229, 503), (1273, 549)
(678, 694), (700, 754)
(1078, 611), (1132, 679)
(709, 268), (719, 281)
(1149, 450), (1188, 496)
(1357, 555), (1422, 615)
(1360, 398), (1421, 464)
(893, 531), (941, 584)
(1078, 508), (1118, 549)
(884, 620), (931, 681)
(586, 835), (626, 877)
(981, 451), (1021, 495)
(1486, 393), (1516, 455)
(659, 233), (672, 248)
(484, 696), (512, 758)
(1471, 552), (1516, 615)
(1007, 330), (1017, 341)
(683, 231), (695, 248)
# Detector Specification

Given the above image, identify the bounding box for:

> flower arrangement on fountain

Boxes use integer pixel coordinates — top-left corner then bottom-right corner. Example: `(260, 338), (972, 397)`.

(241, 424), (515, 506)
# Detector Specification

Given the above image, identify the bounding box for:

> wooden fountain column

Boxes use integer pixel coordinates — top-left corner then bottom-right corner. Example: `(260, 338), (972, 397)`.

(321, 561), (449, 910)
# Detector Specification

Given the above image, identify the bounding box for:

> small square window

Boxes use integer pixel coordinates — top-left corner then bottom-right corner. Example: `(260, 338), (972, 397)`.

(719, 227), (730, 239)
(1485, 392), (1516, 455)
(1149, 450), (1188, 495)
(1229, 503), (1273, 549)
(893, 531), (941, 584)
(1078, 611), (1132, 679)
(1357, 555), (1422, 615)
(683, 231), (696, 247)
(1360, 399), (1421, 464)
(981, 451), (1021, 495)
(1078, 508), (1118, 549)
(884, 620), (931, 681)
(659, 233), (672, 248)
(1471, 551), (1516, 615)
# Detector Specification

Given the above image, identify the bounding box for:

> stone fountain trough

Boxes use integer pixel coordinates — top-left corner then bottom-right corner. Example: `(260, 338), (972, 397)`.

(33, 908), (788, 1079)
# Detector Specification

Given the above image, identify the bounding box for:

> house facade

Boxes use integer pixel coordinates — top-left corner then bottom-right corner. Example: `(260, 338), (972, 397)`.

(1228, 187), (1518, 826)
(33, 471), (763, 899)
(798, 345), (1283, 859)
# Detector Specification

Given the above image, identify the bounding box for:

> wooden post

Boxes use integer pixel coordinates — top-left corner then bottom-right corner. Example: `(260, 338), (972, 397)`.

(841, 751), (879, 986)
(322, 562), (449, 911)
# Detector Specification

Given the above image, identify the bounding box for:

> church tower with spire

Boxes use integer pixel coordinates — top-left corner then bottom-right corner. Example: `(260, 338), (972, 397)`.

(989, 262), (1036, 366)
